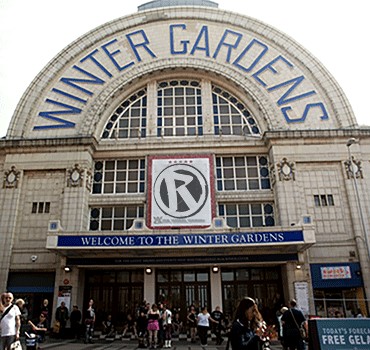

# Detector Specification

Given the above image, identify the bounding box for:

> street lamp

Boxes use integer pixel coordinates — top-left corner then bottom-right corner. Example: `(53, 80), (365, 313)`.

(346, 138), (370, 259)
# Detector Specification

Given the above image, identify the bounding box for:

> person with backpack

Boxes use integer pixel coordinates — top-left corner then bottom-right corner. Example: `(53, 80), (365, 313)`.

(281, 299), (306, 350)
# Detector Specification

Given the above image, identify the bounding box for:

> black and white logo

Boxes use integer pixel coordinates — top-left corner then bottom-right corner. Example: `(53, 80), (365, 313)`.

(153, 164), (209, 219)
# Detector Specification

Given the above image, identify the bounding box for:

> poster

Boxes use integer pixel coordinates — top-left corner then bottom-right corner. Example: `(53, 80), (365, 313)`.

(294, 281), (309, 315)
(57, 285), (72, 311)
(148, 155), (214, 228)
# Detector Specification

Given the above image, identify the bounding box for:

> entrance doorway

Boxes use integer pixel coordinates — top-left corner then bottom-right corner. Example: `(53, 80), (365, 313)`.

(84, 269), (144, 328)
(156, 268), (211, 322)
(221, 266), (283, 324)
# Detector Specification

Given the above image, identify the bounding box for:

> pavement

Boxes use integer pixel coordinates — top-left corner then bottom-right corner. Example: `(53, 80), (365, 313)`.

(24, 338), (284, 349)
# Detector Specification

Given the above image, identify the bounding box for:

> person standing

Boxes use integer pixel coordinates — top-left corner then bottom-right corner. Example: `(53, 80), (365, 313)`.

(55, 301), (69, 339)
(15, 299), (27, 337)
(40, 299), (50, 328)
(70, 305), (82, 339)
(0, 292), (21, 350)
(187, 305), (197, 343)
(197, 306), (215, 347)
(137, 310), (148, 348)
(281, 299), (306, 350)
(211, 305), (225, 345)
(162, 304), (172, 348)
(229, 297), (266, 350)
(84, 299), (96, 344)
(147, 304), (160, 349)
(277, 306), (288, 350)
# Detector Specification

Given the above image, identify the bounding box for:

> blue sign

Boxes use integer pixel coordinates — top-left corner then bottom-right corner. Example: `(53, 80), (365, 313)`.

(310, 319), (370, 350)
(57, 230), (304, 248)
(310, 263), (363, 288)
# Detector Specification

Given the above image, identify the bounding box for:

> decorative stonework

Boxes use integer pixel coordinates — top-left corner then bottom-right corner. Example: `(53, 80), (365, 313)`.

(344, 157), (363, 179)
(85, 169), (92, 191)
(269, 164), (276, 186)
(277, 158), (295, 181)
(67, 164), (84, 187)
(3, 166), (20, 188)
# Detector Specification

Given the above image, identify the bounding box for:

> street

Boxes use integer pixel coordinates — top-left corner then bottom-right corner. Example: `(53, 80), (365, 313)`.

(31, 338), (284, 349)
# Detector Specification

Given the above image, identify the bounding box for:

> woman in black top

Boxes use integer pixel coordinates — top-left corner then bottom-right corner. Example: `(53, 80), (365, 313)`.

(186, 305), (197, 343)
(229, 297), (267, 350)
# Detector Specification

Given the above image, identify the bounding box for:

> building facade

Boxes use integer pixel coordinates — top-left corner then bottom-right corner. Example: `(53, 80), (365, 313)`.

(1, 0), (369, 325)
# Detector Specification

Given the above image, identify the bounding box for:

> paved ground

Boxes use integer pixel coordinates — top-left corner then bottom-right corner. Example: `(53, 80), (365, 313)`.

(23, 338), (284, 349)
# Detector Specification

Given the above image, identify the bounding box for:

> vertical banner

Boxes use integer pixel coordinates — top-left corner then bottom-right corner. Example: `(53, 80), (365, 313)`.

(57, 285), (72, 310)
(148, 155), (214, 229)
(294, 281), (309, 315)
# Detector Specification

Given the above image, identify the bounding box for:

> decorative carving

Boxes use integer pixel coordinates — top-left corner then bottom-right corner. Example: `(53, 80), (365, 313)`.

(86, 169), (92, 191)
(3, 166), (20, 188)
(344, 157), (363, 179)
(277, 158), (295, 181)
(269, 164), (276, 186)
(67, 164), (84, 187)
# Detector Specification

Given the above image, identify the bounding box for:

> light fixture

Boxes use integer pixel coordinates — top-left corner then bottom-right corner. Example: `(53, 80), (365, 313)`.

(64, 266), (71, 272)
(212, 266), (219, 273)
(346, 137), (357, 147)
(145, 267), (152, 275)
(296, 264), (302, 270)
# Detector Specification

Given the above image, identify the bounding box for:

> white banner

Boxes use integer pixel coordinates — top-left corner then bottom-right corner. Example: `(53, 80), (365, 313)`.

(148, 155), (213, 228)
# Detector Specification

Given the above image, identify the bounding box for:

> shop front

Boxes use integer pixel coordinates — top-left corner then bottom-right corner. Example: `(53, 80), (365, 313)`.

(310, 263), (366, 317)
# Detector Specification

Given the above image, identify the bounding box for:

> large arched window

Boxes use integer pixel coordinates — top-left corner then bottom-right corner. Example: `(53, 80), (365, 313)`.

(101, 80), (260, 139)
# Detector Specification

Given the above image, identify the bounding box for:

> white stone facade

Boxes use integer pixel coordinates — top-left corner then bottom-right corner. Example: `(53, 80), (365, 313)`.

(0, 1), (369, 324)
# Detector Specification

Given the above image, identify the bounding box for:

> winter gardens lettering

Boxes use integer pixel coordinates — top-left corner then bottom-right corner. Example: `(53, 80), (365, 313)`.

(34, 23), (328, 130)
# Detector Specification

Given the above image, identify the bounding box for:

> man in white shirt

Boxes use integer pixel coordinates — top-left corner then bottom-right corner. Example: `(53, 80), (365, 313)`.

(162, 305), (172, 348)
(0, 292), (21, 350)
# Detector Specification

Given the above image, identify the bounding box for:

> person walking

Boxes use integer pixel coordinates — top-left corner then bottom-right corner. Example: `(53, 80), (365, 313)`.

(281, 299), (305, 350)
(197, 306), (215, 347)
(0, 292), (21, 350)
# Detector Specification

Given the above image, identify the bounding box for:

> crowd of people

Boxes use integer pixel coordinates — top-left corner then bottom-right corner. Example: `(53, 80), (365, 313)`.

(0, 291), (301, 350)
(3, 290), (367, 350)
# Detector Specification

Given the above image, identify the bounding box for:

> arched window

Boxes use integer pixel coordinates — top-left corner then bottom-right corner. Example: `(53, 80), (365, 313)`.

(102, 88), (147, 139)
(212, 85), (259, 136)
(101, 80), (261, 139)
(157, 80), (203, 137)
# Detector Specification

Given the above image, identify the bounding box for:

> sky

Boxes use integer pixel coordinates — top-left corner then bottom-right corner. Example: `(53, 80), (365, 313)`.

(0, 0), (369, 138)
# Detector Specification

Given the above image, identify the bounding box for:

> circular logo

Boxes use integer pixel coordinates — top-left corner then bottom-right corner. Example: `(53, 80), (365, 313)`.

(153, 163), (208, 219)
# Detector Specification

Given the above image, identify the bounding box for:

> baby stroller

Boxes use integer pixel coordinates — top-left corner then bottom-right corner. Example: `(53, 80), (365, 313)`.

(25, 332), (37, 350)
